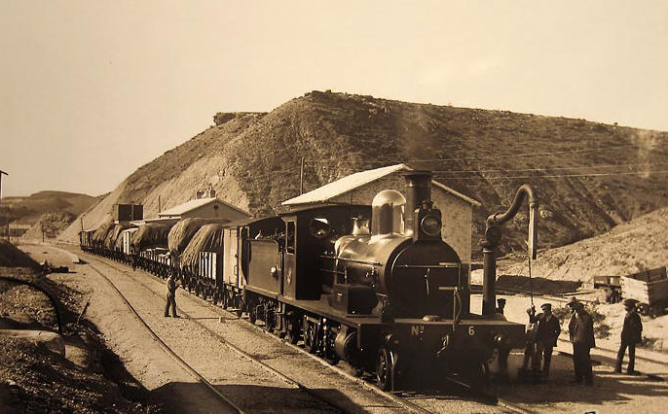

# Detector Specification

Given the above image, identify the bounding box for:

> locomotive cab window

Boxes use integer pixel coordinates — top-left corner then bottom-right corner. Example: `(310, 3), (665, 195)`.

(286, 221), (296, 254)
(309, 217), (331, 239)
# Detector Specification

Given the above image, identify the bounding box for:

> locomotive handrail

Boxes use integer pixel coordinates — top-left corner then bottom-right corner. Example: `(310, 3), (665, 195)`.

(327, 257), (382, 266)
(394, 263), (459, 268)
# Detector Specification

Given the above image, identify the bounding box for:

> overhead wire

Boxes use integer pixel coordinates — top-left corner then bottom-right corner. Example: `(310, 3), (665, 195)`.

(434, 169), (668, 180)
(403, 143), (645, 163)
(432, 162), (668, 175)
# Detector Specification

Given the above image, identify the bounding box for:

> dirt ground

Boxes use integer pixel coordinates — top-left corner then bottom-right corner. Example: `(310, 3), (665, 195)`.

(471, 293), (668, 414)
(0, 257), (149, 412)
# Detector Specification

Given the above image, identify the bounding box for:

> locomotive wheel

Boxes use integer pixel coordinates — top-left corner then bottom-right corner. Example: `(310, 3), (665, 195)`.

(324, 344), (340, 366)
(638, 303), (650, 317)
(376, 347), (396, 391)
(304, 320), (318, 354)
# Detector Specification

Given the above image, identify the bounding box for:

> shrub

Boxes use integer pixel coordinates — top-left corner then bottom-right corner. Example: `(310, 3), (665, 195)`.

(639, 336), (664, 352)
(553, 303), (611, 339)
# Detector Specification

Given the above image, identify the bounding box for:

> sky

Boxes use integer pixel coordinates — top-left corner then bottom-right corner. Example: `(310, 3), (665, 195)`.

(1, 0), (667, 197)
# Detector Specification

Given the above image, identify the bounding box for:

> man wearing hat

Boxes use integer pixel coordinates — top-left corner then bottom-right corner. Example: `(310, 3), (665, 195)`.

(568, 300), (595, 385)
(530, 303), (561, 376)
(164, 273), (180, 318)
(615, 298), (642, 374)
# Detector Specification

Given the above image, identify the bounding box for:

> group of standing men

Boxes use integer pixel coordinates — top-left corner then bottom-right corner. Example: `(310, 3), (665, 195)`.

(522, 297), (643, 386)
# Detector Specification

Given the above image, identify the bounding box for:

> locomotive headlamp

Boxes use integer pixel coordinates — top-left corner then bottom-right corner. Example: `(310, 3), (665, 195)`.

(420, 215), (441, 237)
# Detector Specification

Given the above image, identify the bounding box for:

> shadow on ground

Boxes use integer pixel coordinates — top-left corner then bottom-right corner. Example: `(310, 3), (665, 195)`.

(151, 382), (375, 414)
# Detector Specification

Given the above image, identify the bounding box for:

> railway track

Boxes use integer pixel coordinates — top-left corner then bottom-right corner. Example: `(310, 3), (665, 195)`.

(85, 261), (244, 414)
(80, 251), (537, 414)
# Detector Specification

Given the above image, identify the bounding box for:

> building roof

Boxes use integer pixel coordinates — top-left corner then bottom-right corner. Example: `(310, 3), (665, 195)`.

(282, 164), (481, 207)
(158, 197), (250, 217)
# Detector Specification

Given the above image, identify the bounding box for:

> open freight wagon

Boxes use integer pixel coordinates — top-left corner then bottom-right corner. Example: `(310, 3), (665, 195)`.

(622, 266), (668, 317)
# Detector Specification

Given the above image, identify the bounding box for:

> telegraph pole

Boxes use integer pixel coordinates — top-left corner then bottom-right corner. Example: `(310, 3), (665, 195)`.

(299, 157), (305, 195)
(6, 206), (10, 242)
(0, 170), (8, 241)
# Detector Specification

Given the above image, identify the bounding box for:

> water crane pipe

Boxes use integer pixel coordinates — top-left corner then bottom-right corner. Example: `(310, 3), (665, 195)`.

(482, 184), (538, 316)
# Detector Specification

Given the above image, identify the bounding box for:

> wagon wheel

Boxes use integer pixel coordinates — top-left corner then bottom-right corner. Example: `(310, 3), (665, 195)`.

(221, 289), (229, 309)
(235, 295), (243, 317)
(264, 305), (275, 332)
(376, 346), (396, 391)
(248, 303), (257, 324)
(649, 304), (663, 319)
(285, 313), (301, 345)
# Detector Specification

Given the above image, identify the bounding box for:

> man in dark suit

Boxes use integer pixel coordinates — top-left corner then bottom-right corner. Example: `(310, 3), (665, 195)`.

(568, 300), (595, 385)
(164, 273), (179, 318)
(615, 298), (643, 374)
(530, 303), (561, 376)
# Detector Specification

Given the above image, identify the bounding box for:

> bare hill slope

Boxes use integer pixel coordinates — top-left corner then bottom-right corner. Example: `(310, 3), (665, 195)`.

(499, 206), (668, 282)
(60, 91), (668, 256)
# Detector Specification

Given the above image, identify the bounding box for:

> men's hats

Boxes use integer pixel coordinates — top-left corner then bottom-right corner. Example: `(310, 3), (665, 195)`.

(567, 297), (584, 309)
(541, 303), (552, 311)
(623, 298), (639, 307)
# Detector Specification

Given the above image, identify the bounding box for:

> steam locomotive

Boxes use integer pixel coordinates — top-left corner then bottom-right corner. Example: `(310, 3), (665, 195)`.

(81, 171), (535, 390)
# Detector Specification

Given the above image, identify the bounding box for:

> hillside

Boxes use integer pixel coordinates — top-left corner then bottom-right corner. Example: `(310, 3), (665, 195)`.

(22, 212), (77, 241)
(498, 206), (668, 282)
(60, 91), (668, 257)
(1, 191), (96, 226)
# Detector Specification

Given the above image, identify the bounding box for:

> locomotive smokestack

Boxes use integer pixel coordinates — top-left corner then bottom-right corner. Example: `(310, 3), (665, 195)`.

(403, 171), (433, 235)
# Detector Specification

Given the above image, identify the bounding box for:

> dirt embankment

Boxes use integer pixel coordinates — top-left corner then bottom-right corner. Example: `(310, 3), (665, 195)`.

(22, 211), (77, 241)
(0, 240), (39, 268)
(496, 205), (668, 282)
(0, 243), (151, 414)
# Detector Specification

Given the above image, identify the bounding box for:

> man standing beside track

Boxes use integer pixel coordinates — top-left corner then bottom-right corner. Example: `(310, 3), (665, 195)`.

(568, 300), (595, 385)
(615, 298), (642, 375)
(531, 303), (561, 377)
(165, 273), (179, 318)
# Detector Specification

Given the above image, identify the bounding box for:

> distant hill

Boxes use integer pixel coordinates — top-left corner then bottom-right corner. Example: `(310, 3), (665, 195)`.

(60, 91), (668, 258)
(1, 191), (97, 234)
(498, 206), (668, 282)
